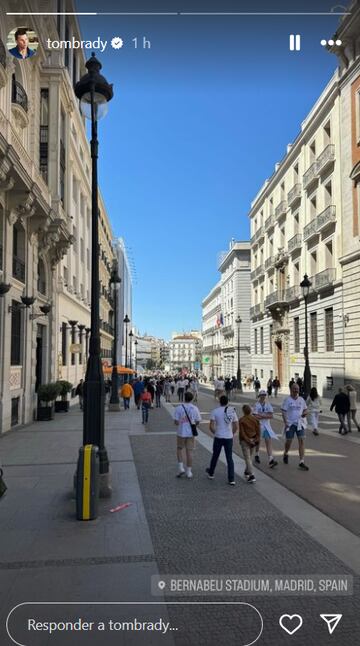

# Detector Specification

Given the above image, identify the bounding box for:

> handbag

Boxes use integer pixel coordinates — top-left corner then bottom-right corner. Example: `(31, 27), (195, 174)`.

(0, 468), (7, 498)
(182, 405), (198, 437)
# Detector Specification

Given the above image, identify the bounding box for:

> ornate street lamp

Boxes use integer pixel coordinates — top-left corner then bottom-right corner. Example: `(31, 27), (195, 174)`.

(235, 315), (242, 392)
(74, 53), (113, 497)
(129, 330), (133, 370)
(123, 314), (130, 371)
(109, 262), (121, 410)
(300, 274), (312, 398)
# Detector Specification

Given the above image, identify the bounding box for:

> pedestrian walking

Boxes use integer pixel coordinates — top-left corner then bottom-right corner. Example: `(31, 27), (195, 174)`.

(206, 395), (238, 486)
(214, 376), (225, 400)
(173, 391), (201, 479)
(266, 378), (272, 397)
(330, 388), (350, 434)
(281, 383), (309, 470)
(163, 379), (172, 403)
(133, 378), (144, 409)
(253, 389), (278, 467)
(190, 378), (199, 403)
(140, 387), (152, 424)
(345, 385), (360, 432)
(177, 378), (186, 402)
(155, 380), (163, 408)
(147, 380), (155, 407)
(239, 404), (260, 483)
(224, 377), (232, 401)
(120, 381), (133, 410)
(254, 377), (261, 397)
(306, 387), (322, 436)
(170, 379), (175, 396)
(272, 376), (280, 398)
(75, 379), (84, 410)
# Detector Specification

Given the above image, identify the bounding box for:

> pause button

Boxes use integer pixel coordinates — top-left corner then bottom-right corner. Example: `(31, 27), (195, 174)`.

(289, 34), (301, 51)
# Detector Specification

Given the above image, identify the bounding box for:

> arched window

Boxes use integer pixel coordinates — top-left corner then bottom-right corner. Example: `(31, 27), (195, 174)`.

(38, 258), (46, 295)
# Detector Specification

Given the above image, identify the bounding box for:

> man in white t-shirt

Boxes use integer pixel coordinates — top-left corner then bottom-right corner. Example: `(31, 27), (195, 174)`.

(206, 395), (239, 485)
(281, 383), (309, 470)
(173, 391), (202, 479)
(214, 377), (225, 400)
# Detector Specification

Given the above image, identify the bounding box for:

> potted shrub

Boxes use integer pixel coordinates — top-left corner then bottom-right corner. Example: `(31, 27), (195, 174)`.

(55, 380), (73, 412)
(37, 383), (61, 421)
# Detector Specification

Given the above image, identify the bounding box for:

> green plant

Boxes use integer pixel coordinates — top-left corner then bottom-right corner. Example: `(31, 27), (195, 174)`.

(56, 380), (73, 400)
(37, 382), (61, 405)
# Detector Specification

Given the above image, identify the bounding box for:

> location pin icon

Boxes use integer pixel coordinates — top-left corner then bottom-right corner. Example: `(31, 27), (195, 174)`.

(158, 581), (166, 590)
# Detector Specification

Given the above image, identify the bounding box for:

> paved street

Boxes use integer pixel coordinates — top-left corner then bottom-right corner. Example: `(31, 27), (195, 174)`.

(1, 398), (360, 645)
(197, 385), (360, 536)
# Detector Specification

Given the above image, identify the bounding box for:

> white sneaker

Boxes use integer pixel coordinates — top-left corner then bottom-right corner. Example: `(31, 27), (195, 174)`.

(176, 469), (185, 478)
(186, 472), (193, 479)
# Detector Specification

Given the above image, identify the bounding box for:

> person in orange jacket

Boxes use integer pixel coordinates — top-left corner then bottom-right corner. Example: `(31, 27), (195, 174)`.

(120, 381), (133, 410)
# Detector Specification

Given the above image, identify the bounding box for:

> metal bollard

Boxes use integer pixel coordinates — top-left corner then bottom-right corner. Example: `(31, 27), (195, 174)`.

(76, 444), (99, 520)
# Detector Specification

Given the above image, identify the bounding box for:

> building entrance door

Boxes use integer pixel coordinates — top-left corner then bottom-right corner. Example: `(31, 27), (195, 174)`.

(35, 326), (44, 393)
(275, 340), (283, 387)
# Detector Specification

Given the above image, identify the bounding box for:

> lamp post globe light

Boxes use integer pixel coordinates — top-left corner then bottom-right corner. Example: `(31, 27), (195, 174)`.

(300, 274), (312, 399)
(74, 53), (113, 497)
(109, 262), (121, 411)
(235, 316), (242, 392)
(123, 314), (130, 374)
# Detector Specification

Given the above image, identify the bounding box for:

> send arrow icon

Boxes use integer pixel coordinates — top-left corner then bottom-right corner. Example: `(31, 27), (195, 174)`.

(320, 614), (343, 635)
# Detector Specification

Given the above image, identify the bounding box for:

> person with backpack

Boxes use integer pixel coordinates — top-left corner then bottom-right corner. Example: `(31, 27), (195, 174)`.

(206, 395), (238, 485)
(173, 391), (201, 479)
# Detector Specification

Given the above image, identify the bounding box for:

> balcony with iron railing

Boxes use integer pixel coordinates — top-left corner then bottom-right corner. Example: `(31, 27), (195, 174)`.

(317, 205), (336, 233)
(303, 161), (318, 190)
(264, 214), (275, 231)
(222, 325), (234, 336)
(311, 267), (336, 292)
(316, 144), (335, 175)
(265, 256), (275, 271)
(265, 289), (287, 309)
(12, 78), (28, 112)
(250, 303), (262, 319)
(303, 216), (318, 242)
(287, 183), (302, 207)
(288, 233), (302, 254)
(251, 226), (265, 247)
(13, 255), (26, 282)
(275, 200), (288, 222)
(286, 285), (301, 302)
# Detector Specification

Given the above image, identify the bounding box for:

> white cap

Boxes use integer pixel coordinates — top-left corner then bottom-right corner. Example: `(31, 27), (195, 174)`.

(259, 389), (267, 396)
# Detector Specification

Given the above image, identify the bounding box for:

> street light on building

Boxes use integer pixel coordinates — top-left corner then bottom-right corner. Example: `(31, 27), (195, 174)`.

(123, 314), (130, 371)
(74, 53), (113, 496)
(109, 261), (121, 410)
(300, 274), (312, 398)
(129, 330), (133, 370)
(235, 315), (242, 392)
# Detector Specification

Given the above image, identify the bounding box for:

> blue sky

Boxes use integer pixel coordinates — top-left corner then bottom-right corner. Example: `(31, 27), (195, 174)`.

(77, 1), (342, 340)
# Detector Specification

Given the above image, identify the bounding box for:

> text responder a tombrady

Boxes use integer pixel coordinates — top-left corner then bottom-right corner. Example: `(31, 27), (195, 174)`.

(46, 38), (107, 53)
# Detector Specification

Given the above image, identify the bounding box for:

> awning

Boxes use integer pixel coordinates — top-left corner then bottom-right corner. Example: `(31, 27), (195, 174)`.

(103, 365), (136, 375)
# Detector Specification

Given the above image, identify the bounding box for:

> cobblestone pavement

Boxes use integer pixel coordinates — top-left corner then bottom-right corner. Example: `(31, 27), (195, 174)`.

(131, 403), (360, 646)
(194, 387), (360, 536)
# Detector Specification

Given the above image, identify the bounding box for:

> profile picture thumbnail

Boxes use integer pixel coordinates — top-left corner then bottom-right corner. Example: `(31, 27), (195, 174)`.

(7, 26), (39, 60)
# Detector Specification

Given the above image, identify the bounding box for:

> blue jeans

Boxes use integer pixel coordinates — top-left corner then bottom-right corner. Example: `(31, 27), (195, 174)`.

(208, 437), (234, 482)
(142, 404), (150, 423)
(123, 398), (130, 409)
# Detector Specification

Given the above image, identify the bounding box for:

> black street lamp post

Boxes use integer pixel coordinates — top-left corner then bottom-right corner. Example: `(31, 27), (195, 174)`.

(123, 314), (130, 371)
(75, 53), (113, 497)
(134, 339), (138, 374)
(129, 330), (133, 370)
(236, 315), (242, 392)
(85, 327), (91, 357)
(300, 274), (312, 398)
(109, 262), (121, 410)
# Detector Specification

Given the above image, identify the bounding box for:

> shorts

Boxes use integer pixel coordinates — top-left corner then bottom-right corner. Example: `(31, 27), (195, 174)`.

(285, 424), (305, 439)
(262, 430), (273, 440)
(177, 436), (195, 450)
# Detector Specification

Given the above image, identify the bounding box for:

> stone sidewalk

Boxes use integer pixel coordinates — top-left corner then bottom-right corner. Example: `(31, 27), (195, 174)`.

(0, 401), (360, 645)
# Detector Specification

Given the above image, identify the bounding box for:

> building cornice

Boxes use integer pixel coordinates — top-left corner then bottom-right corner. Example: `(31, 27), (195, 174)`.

(339, 248), (360, 265)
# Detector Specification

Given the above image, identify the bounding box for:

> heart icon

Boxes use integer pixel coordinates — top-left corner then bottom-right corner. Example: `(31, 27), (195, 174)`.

(279, 614), (303, 635)
(158, 581), (166, 590)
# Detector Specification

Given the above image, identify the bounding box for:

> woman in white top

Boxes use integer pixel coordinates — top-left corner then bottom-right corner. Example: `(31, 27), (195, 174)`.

(306, 387), (322, 436)
(346, 384), (360, 431)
